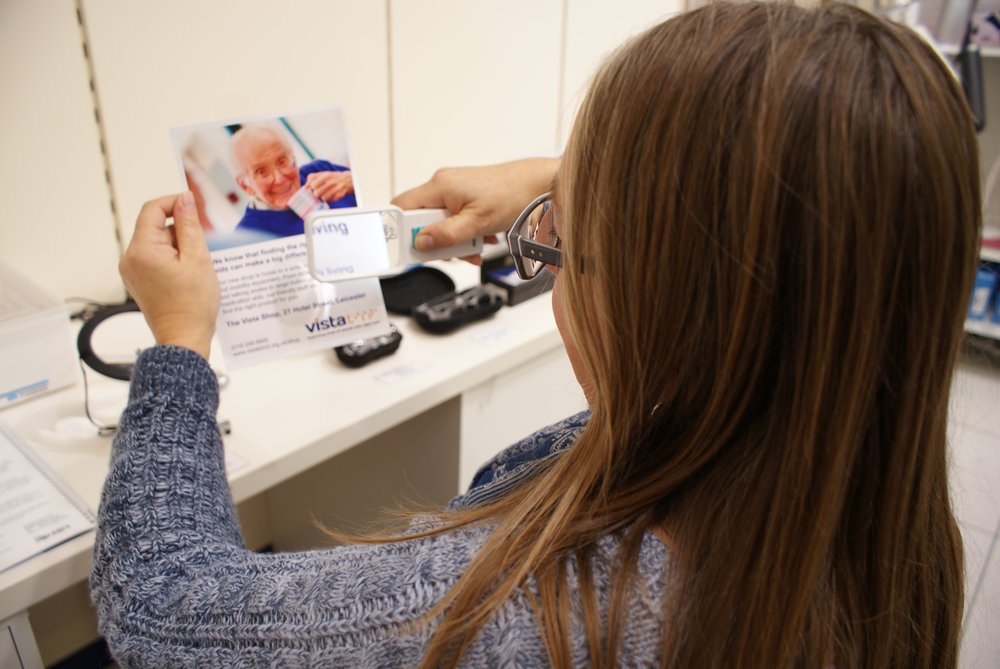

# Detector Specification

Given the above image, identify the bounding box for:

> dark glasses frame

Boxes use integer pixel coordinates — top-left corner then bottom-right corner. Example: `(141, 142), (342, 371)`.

(507, 192), (563, 280)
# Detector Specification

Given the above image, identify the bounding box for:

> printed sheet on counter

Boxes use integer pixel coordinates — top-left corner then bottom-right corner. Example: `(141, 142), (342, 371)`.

(0, 423), (95, 573)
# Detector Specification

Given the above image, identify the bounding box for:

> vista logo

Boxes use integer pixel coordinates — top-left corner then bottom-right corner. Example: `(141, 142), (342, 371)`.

(305, 316), (347, 332)
(304, 308), (380, 333)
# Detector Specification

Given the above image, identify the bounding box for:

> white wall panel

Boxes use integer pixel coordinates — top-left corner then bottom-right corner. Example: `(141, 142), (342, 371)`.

(80, 0), (392, 244)
(389, 0), (563, 194)
(0, 0), (123, 303)
(560, 1), (683, 146)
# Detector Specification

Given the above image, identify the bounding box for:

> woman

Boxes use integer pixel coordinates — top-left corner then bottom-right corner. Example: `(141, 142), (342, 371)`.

(93, 3), (979, 666)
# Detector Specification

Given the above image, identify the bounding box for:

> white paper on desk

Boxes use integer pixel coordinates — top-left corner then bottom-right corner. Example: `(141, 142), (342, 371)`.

(170, 106), (390, 368)
(0, 424), (95, 574)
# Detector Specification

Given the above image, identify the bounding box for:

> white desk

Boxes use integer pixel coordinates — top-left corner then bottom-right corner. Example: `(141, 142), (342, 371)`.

(0, 261), (585, 662)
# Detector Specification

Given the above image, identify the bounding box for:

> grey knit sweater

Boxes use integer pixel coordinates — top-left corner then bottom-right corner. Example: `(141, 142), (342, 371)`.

(91, 346), (669, 667)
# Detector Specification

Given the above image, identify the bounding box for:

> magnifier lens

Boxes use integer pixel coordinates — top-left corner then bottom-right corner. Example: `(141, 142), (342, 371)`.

(307, 211), (397, 280)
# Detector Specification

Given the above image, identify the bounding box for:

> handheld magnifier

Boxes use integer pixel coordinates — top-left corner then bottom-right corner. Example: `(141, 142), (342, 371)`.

(303, 207), (482, 282)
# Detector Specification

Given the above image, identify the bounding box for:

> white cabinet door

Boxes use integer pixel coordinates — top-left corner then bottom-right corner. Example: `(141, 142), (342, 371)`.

(80, 0), (393, 245)
(0, 0), (122, 303)
(0, 612), (42, 669)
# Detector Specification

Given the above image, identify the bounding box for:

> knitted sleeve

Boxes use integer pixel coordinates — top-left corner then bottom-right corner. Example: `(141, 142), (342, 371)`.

(88, 346), (529, 668)
(90, 346), (667, 667)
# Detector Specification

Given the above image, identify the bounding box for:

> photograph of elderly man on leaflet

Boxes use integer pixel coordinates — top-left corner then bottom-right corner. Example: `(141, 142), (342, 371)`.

(231, 124), (357, 238)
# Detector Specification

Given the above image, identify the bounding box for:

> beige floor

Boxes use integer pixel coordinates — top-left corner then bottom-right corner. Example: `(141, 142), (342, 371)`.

(951, 348), (1000, 668)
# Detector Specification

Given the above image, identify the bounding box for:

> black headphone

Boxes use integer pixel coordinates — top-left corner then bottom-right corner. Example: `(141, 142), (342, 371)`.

(74, 301), (233, 437)
(76, 302), (141, 381)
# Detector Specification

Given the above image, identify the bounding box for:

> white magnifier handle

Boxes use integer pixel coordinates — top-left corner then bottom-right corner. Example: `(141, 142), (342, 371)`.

(304, 206), (482, 282)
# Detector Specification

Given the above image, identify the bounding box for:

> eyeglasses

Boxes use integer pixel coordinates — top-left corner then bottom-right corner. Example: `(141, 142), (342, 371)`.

(507, 192), (563, 280)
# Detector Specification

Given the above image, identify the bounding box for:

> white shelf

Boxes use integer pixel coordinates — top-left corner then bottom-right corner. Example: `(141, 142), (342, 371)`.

(936, 44), (1000, 58)
(982, 246), (1000, 263)
(966, 318), (1000, 340)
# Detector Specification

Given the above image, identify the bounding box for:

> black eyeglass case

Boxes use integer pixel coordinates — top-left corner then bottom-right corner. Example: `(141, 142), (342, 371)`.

(481, 255), (556, 306)
(334, 323), (403, 368)
(412, 284), (507, 334)
(379, 266), (456, 315)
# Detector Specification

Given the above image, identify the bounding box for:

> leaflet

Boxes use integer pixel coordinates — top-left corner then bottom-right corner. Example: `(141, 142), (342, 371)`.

(170, 106), (389, 368)
(0, 424), (95, 574)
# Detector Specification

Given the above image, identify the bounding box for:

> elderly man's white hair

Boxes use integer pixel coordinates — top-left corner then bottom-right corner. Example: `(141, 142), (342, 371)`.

(229, 125), (294, 177)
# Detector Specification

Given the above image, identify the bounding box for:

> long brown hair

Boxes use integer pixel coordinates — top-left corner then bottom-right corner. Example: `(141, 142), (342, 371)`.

(387, 3), (979, 666)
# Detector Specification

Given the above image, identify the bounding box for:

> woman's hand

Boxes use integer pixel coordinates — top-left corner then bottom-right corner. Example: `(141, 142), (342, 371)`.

(119, 193), (220, 360)
(392, 158), (558, 259)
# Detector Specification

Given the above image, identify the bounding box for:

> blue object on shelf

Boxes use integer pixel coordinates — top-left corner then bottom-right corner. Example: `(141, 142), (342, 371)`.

(969, 267), (998, 321)
(993, 272), (1000, 324)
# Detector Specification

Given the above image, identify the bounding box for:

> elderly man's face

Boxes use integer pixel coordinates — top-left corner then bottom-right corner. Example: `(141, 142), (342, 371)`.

(235, 134), (300, 209)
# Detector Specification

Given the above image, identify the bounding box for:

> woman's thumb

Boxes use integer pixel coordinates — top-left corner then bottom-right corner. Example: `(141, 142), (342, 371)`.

(414, 210), (481, 251)
(172, 192), (206, 252)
